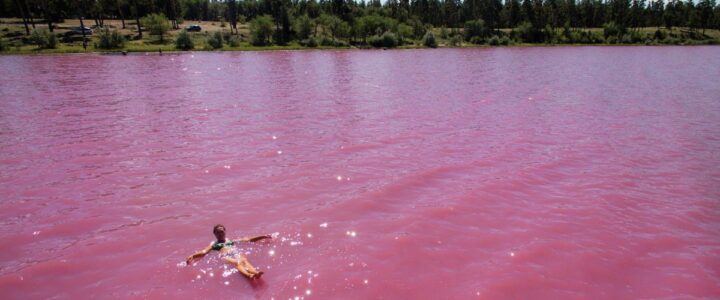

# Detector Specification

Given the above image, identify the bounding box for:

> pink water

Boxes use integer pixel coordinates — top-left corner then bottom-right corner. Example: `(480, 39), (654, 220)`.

(1, 47), (719, 299)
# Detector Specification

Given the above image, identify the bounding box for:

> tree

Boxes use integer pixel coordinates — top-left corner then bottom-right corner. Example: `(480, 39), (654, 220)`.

(142, 13), (170, 42)
(175, 30), (194, 50)
(250, 14), (274, 45)
(294, 14), (314, 40)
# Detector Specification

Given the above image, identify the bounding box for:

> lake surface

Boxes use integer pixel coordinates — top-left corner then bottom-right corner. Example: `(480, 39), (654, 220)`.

(1, 47), (719, 299)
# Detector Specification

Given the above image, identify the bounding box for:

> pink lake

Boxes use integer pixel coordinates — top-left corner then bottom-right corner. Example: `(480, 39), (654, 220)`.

(1, 47), (719, 299)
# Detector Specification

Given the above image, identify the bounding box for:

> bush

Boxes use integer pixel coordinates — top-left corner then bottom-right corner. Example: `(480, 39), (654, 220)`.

(621, 34), (632, 44)
(175, 30), (194, 50)
(603, 21), (626, 39)
(396, 23), (413, 45)
(488, 35), (500, 45)
(301, 37), (318, 47)
(439, 27), (449, 39)
(464, 19), (489, 41)
(606, 35), (618, 44)
(654, 29), (666, 40)
(142, 13), (171, 42)
(0, 38), (6, 51)
(423, 31), (437, 48)
(469, 36), (484, 44)
(368, 31), (398, 48)
(95, 28), (125, 49)
(207, 31), (224, 49)
(228, 36), (240, 47)
(294, 15), (313, 40)
(514, 21), (538, 43)
(500, 36), (510, 45)
(449, 35), (462, 46)
(250, 15), (274, 46)
(30, 29), (57, 49)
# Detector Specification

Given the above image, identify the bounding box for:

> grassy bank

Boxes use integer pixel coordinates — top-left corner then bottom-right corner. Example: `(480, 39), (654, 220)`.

(1, 18), (718, 55)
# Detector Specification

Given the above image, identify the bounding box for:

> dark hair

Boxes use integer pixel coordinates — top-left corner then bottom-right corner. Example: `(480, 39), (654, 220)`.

(213, 224), (225, 234)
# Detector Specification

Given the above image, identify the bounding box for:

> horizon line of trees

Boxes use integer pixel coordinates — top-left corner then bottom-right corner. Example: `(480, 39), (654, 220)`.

(1, 0), (718, 42)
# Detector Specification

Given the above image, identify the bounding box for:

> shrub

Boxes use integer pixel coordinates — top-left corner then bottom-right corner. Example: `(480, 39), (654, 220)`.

(396, 23), (413, 45)
(176, 17), (184, 25)
(423, 31), (437, 48)
(228, 36), (240, 47)
(142, 13), (171, 42)
(250, 15), (274, 46)
(654, 29), (666, 40)
(30, 29), (57, 49)
(294, 15), (313, 40)
(301, 37), (318, 47)
(469, 36), (484, 44)
(175, 30), (194, 50)
(449, 35), (462, 46)
(95, 28), (125, 49)
(514, 21), (538, 43)
(439, 27), (449, 39)
(621, 34), (632, 44)
(488, 35), (500, 45)
(368, 31), (398, 48)
(606, 35), (618, 44)
(603, 21), (626, 39)
(464, 19), (489, 41)
(0, 38), (6, 51)
(207, 31), (224, 49)
(500, 36), (510, 45)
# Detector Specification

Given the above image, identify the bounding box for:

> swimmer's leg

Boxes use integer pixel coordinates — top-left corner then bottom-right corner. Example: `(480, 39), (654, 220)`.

(239, 256), (263, 279)
(223, 256), (254, 278)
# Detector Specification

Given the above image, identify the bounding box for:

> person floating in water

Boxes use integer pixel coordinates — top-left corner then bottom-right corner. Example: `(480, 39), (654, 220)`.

(186, 224), (271, 279)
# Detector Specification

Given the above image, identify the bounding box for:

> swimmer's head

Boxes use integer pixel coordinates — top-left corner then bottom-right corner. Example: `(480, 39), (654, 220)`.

(213, 224), (226, 240)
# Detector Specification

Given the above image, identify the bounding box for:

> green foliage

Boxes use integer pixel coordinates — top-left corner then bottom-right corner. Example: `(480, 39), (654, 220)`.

(440, 27), (449, 39)
(449, 35), (462, 46)
(30, 29), (57, 49)
(95, 28), (125, 49)
(514, 21), (540, 43)
(500, 36), (510, 45)
(464, 19), (490, 41)
(228, 36), (241, 47)
(488, 35), (500, 45)
(294, 15), (314, 40)
(603, 21), (626, 39)
(250, 15), (274, 46)
(142, 14), (171, 42)
(369, 31), (398, 48)
(396, 23), (413, 44)
(0, 38), (6, 51)
(423, 31), (437, 48)
(300, 37), (318, 47)
(207, 31), (224, 49)
(175, 30), (194, 50)
(469, 36), (484, 44)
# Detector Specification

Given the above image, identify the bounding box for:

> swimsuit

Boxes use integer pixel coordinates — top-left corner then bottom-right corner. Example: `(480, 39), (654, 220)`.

(212, 240), (235, 251)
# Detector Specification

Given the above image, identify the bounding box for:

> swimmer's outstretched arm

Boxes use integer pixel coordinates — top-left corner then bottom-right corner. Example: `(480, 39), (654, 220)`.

(186, 243), (213, 265)
(237, 234), (272, 243)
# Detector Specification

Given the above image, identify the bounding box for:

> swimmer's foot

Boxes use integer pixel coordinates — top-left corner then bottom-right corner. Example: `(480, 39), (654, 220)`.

(252, 271), (264, 279)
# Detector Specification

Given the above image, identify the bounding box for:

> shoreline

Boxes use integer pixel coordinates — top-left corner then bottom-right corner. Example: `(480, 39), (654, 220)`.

(1, 42), (717, 56)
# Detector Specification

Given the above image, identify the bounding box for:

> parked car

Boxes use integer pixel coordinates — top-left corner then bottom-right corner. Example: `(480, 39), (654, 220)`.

(185, 25), (202, 32)
(70, 27), (93, 35)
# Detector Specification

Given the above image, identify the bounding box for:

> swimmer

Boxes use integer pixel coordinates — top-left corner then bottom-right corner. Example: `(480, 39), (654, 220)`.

(186, 224), (271, 279)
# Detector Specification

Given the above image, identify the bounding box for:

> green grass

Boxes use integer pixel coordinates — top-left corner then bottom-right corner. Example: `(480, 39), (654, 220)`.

(2, 22), (719, 55)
